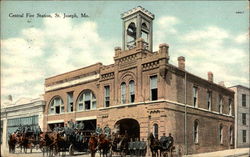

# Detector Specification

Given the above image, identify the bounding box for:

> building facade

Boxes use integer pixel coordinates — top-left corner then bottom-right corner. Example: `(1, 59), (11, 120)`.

(44, 6), (235, 155)
(229, 85), (250, 148)
(0, 96), (45, 155)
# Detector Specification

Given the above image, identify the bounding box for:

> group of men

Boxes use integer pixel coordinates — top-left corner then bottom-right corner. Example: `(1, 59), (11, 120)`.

(53, 120), (85, 133)
(128, 138), (147, 156)
(15, 124), (42, 140)
(159, 133), (174, 150)
(95, 124), (111, 137)
(52, 120), (86, 143)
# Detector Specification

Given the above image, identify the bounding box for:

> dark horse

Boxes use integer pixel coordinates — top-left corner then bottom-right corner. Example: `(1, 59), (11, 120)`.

(88, 134), (98, 157)
(98, 134), (111, 157)
(111, 134), (129, 157)
(40, 132), (59, 157)
(8, 133), (17, 153)
(148, 133), (161, 157)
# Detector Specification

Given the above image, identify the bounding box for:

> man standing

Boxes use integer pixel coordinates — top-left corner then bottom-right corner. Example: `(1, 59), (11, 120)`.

(167, 133), (174, 150)
(139, 138), (147, 157)
(104, 124), (111, 137)
(95, 124), (103, 135)
(78, 121), (85, 131)
(68, 119), (74, 129)
(160, 133), (168, 149)
(54, 124), (59, 132)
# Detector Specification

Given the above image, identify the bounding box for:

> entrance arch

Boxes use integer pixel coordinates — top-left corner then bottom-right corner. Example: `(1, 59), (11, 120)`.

(115, 118), (140, 140)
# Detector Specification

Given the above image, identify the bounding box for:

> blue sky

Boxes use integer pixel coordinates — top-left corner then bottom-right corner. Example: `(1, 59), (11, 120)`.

(1, 1), (249, 102)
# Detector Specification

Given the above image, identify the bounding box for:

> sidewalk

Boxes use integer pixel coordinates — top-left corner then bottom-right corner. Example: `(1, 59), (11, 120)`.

(184, 148), (250, 157)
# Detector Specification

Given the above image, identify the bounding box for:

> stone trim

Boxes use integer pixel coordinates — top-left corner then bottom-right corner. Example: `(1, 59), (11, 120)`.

(76, 116), (97, 121)
(45, 74), (100, 92)
(98, 99), (234, 118)
(47, 120), (64, 124)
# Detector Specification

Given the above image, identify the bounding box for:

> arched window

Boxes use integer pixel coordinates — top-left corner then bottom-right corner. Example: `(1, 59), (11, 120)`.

(219, 95), (223, 114)
(121, 82), (126, 104)
(77, 90), (96, 111)
(49, 96), (64, 114)
(229, 98), (232, 116)
(194, 120), (199, 144)
(229, 126), (233, 145)
(129, 80), (135, 103)
(127, 22), (136, 49)
(141, 22), (149, 43)
(153, 123), (159, 139)
(219, 124), (223, 144)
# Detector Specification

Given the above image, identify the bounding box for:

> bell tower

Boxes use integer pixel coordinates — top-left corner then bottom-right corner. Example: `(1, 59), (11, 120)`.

(121, 6), (154, 51)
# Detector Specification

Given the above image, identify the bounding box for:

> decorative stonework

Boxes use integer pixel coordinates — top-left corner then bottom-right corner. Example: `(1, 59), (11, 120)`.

(142, 60), (159, 71)
(100, 72), (114, 81)
(121, 6), (155, 19)
(46, 71), (99, 87)
(45, 74), (100, 92)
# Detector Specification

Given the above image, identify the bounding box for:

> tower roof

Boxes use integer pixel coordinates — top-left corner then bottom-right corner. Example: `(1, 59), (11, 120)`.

(121, 6), (155, 19)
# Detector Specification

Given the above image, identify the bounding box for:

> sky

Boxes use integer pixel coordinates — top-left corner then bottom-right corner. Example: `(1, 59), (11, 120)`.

(1, 1), (249, 102)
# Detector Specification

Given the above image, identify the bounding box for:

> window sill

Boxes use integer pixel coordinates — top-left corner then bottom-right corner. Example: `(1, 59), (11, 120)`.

(76, 109), (97, 112)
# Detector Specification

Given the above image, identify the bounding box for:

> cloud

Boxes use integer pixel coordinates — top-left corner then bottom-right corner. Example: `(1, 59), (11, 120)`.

(156, 16), (180, 34)
(182, 26), (230, 48)
(154, 16), (180, 51)
(172, 26), (249, 87)
(1, 17), (115, 101)
(234, 32), (248, 44)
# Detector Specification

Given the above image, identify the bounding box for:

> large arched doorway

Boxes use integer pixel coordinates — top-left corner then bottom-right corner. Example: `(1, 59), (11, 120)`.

(115, 118), (140, 140)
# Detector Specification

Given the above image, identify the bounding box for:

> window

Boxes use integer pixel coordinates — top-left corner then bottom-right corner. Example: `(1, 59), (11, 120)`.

(104, 86), (110, 107)
(193, 86), (198, 107)
(121, 82), (126, 104)
(150, 75), (158, 101)
(67, 92), (73, 112)
(242, 113), (246, 125)
(7, 116), (38, 135)
(129, 80), (135, 103)
(126, 22), (136, 49)
(229, 126), (233, 145)
(207, 91), (212, 111)
(153, 123), (159, 139)
(219, 124), (223, 144)
(242, 130), (246, 143)
(228, 99), (232, 116)
(219, 95), (223, 113)
(49, 97), (64, 114)
(77, 90), (96, 111)
(194, 120), (199, 144)
(242, 94), (246, 107)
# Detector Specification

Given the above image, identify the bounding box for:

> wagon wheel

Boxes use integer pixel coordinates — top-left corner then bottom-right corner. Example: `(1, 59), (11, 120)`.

(69, 144), (74, 156)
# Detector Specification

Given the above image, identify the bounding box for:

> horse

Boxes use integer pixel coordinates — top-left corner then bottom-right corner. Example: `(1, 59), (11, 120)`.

(98, 134), (111, 157)
(88, 134), (98, 157)
(40, 131), (59, 156)
(111, 134), (129, 157)
(148, 133), (161, 157)
(18, 132), (35, 154)
(8, 133), (17, 153)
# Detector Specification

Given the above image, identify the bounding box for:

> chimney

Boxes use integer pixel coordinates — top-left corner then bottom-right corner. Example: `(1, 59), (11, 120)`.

(177, 56), (185, 70)
(208, 71), (213, 82)
(159, 43), (169, 55)
(136, 38), (144, 49)
(114, 46), (121, 56)
(219, 81), (225, 87)
(8, 95), (13, 101)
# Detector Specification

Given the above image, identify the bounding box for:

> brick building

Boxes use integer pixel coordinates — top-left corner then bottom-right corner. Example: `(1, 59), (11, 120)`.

(44, 6), (234, 154)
